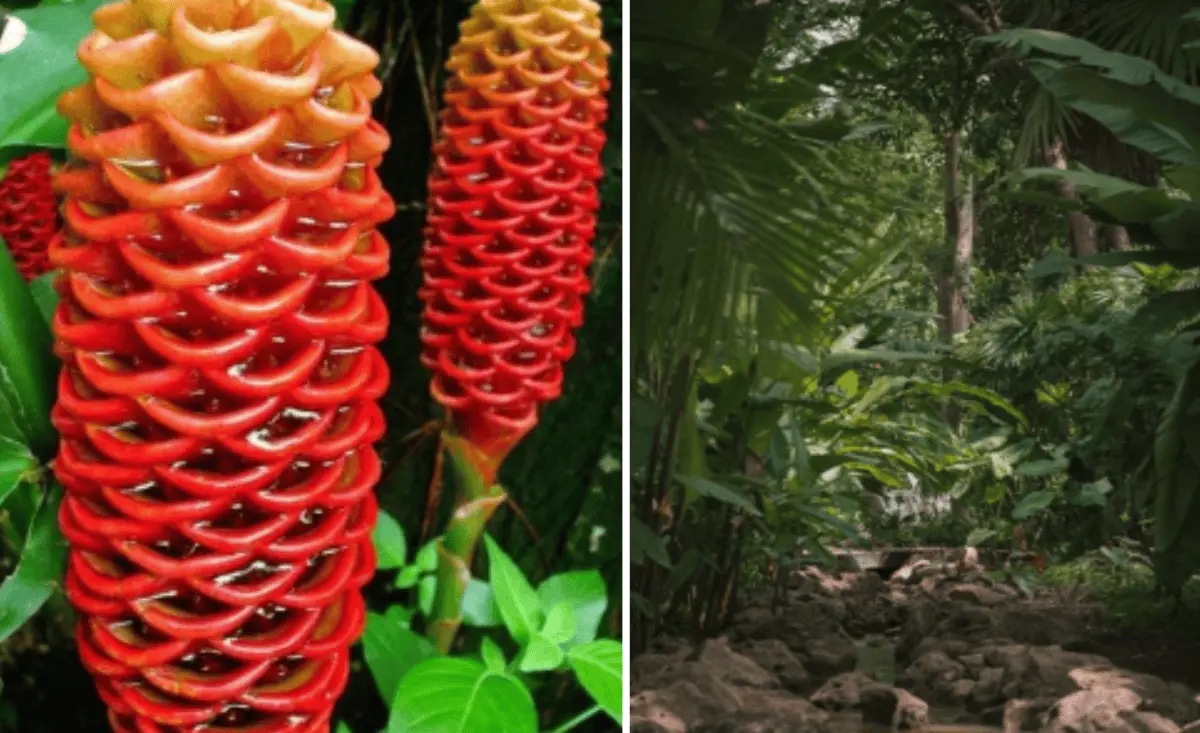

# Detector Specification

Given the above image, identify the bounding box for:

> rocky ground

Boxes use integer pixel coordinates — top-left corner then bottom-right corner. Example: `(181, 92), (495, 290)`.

(631, 553), (1200, 732)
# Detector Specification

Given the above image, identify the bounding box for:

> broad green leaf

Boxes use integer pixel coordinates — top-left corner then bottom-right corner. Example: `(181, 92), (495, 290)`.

(0, 239), (54, 457)
(1, 2), (107, 158)
(480, 637), (505, 673)
(1014, 458), (1069, 478)
(630, 518), (671, 568)
(0, 438), (35, 508)
(675, 475), (761, 515)
(462, 578), (502, 628)
(417, 575), (436, 618)
(330, 0), (356, 28)
(537, 571), (607, 648)
(362, 606), (434, 704)
(965, 529), (997, 547)
(567, 640), (623, 724)
(373, 510), (408, 570)
(1133, 289), (1200, 334)
(335, 723), (352, 733)
(517, 633), (565, 673)
(540, 603), (577, 646)
(0, 482), (66, 642)
(483, 535), (542, 646)
(1012, 491), (1057, 521)
(388, 658), (537, 733)
(27, 272), (58, 329)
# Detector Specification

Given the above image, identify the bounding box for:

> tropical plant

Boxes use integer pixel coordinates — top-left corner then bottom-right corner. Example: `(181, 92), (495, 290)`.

(983, 20), (1200, 596)
(0, 0), (624, 730)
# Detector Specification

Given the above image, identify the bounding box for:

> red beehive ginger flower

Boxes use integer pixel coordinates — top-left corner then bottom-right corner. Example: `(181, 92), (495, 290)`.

(0, 151), (58, 281)
(420, 0), (611, 474)
(47, 0), (392, 730)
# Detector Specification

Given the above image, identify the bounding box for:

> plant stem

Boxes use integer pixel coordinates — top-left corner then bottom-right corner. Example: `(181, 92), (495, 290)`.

(549, 705), (603, 733)
(426, 434), (506, 653)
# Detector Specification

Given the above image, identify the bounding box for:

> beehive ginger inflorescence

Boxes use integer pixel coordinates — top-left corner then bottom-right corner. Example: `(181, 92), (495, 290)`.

(48, 0), (393, 730)
(420, 0), (611, 468)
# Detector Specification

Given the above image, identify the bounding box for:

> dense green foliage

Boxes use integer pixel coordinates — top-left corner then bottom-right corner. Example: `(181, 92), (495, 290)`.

(631, 0), (1200, 651)
(0, 1), (623, 730)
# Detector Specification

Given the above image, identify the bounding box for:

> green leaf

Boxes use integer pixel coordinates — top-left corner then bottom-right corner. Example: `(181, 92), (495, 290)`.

(540, 602), (577, 646)
(966, 529), (997, 547)
(517, 633), (565, 673)
(1012, 491), (1057, 521)
(414, 540), (439, 572)
(567, 640), (623, 724)
(1015, 458), (1069, 478)
(388, 658), (537, 733)
(484, 534), (542, 646)
(0, 438), (35, 509)
(373, 510), (408, 570)
(0, 239), (54, 458)
(330, 0), (357, 28)
(1132, 289), (1200, 334)
(462, 578), (502, 628)
(0, 482), (66, 642)
(821, 348), (941, 372)
(394, 564), (422, 589)
(675, 475), (761, 515)
(335, 723), (352, 733)
(630, 518), (671, 568)
(835, 370), (859, 397)
(362, 606), (434, 704)
(27, 272), (58, 329)
(537, 571), (607, 648)
(480, 637), (506, 673)
(417, 575), (436, 618)
(0, 2), (107, 158)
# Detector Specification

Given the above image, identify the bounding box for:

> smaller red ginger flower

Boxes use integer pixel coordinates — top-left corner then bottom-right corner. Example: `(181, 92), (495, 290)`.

(0, 151), (58, 282)
(419, 0), (611, 474)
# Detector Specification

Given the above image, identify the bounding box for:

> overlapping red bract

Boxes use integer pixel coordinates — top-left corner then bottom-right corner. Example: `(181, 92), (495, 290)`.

(48, 0), (392, 730)
(420, 0), (611, 462)
(0, 152), (58, 281)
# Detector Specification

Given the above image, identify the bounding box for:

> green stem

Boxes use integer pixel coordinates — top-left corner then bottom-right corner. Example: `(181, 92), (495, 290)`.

(426, 436), (506, 653)
(548, 705), (602, 733)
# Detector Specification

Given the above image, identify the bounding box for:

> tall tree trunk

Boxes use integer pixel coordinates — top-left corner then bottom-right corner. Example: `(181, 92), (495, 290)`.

(1045, 139), (1098, 258)
(1104, 224), (1132, 252)
(937, 130), (973, 349)
(938, 130), (973, 450)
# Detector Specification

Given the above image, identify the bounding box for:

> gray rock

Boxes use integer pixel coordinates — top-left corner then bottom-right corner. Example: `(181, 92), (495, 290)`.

(1004, 698), (1055, 733)
(860, 685), (930, 731)
(740, 639), (810, 693)
(811, 672), (881, 711)
(1044, 687), (1143, 733)
(801, 633), (858, 678)
(960, 653), (986, 677)
(900, 650), (967, 704)
(947, 582), (1011, 607)
(695, 690), (830, 733)
(973, 667), (1006, 708)
(1070, 665), (1200, 725)
(947, 678), (977, 705)
(699, 637), (780, 690)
